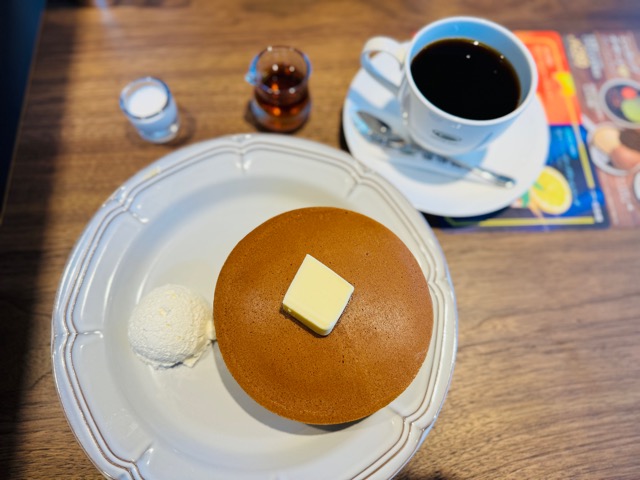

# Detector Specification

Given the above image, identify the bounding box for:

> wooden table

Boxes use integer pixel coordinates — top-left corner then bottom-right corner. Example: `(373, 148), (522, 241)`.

(2, 1), (640, 478)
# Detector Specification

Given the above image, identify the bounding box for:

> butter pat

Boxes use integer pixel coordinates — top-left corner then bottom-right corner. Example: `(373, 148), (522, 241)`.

(283, 254), (354, 336)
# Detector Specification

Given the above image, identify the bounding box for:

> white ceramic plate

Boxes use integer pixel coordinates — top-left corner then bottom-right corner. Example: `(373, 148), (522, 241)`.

(343, 48), (550, 217)
(51, 134), (457, 480)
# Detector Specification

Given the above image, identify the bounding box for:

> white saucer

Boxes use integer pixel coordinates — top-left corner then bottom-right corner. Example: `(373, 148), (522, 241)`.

(342, 51), (550, 217)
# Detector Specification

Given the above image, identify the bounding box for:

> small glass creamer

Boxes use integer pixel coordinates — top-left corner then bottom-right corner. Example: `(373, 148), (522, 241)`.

(120, 77), (180, 143)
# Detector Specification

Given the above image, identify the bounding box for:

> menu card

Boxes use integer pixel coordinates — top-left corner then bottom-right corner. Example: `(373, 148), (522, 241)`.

(429, 30), (640, 231)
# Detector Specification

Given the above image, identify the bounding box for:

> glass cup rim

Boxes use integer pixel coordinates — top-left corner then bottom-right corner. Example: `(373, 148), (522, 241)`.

(120, 76), (172, 121)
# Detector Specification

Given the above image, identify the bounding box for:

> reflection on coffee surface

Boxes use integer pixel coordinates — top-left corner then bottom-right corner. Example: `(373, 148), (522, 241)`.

(410, 38), (521, 121)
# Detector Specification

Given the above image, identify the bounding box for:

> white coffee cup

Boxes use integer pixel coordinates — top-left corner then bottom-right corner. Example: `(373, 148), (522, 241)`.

(360, 16), (538, 156)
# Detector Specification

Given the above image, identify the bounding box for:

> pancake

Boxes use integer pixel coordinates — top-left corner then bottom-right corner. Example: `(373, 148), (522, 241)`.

(213, 207), (433, 424)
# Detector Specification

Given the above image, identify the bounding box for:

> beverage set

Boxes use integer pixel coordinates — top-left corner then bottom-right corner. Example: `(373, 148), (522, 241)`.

(120, 16), (538, 187)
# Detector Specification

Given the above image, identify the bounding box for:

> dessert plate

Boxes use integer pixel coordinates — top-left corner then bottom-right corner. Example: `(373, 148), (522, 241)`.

(51, 134), (457, 480)
(343, 49), (550, 217)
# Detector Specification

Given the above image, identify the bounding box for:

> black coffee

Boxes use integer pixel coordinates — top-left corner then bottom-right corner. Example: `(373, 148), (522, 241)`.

(410, 38), (521, 120)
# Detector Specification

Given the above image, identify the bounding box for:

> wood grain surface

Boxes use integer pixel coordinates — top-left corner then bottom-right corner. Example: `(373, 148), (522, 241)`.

(1, 0), (640, 478)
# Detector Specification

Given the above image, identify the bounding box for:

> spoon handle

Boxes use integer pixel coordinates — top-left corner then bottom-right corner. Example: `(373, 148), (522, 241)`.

(354, 110), (516, 188)
(407, 143), (515, 188)
(428, 153), (516, 189)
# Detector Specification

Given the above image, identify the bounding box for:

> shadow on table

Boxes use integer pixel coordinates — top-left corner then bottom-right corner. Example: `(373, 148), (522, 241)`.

(0, 1), (77, 477)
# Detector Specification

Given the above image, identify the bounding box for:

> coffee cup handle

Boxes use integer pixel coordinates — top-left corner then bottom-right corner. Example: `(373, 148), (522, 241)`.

(360, 37), (407, 96)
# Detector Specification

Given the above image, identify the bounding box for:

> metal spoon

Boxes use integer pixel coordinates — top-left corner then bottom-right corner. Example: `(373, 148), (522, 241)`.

(354, 111), (516, 189)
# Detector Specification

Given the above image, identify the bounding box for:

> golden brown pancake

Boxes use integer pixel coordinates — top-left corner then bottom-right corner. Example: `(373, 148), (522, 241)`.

(213, 207), (433, 424)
